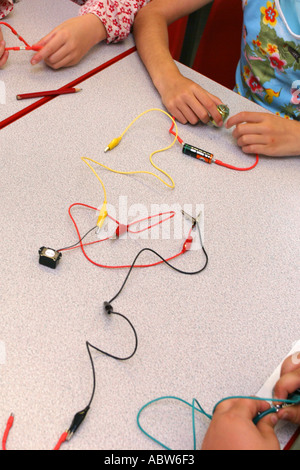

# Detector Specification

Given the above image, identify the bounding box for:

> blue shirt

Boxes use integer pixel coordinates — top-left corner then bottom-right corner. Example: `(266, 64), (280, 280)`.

(235, 0), (300, 120)
(280, 0), (300, 35)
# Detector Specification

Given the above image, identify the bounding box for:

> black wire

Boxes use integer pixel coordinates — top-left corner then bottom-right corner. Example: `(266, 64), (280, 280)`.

(57, 225), (98, 252)
(80, 221), (208, 411)
(85, 311), (139, 408)
(109, 222), (208, 304)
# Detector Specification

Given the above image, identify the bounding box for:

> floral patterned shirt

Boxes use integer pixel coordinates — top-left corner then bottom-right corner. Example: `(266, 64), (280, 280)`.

(236, 0), (300, 120)
(0, 0), (150, 44)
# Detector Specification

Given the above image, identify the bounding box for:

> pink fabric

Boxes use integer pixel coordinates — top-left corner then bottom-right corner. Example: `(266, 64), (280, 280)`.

(0, 0), (13, 19)
(0, 0), (150, 43)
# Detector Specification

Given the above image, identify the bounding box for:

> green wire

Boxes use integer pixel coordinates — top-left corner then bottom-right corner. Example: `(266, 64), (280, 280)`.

(137, 394), (300, 450)
(136, 395), (212, 450)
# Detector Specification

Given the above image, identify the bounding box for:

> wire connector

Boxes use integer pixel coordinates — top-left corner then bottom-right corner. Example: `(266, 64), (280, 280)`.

(278, 389), (300, 410)
(67, 406), (90, 441)
(96, 203), (108, 232)
(104, 302), (113, 314)
(182, 236), (193, 253)
(104, 136), (122, 153)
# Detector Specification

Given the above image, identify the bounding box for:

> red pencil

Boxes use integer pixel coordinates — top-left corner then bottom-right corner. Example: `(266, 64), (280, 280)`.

(0, 46), (136, 130)
(16, 87), (82, 100)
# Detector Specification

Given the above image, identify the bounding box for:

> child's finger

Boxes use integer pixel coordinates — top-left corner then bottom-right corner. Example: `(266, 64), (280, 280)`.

(31, 29), (58, 49)
(274, 369), (300, 401)
(214, 397), (271, 420)
(277, 404), (300, 424)
(281, 353), (300, 376)
(44, 47), (74, 69)
(0, 51), (9, 67)
(31, 32), (63, 65)
(193, 89), (224, 126)
(256, 413), (280, 446)
(226, 111), (265, 129)
(232, 123), (266, 140)
(0, 40), (9, 68)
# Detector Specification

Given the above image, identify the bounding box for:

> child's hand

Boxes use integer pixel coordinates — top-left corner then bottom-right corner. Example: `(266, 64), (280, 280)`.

(30, 14), (107, 69)
(157, 71), (224, 126)
(0, 27), (9, 68)
(226, 112), (300, 157)
(201, 398), (280, 450)
(274, 352), (300, 424)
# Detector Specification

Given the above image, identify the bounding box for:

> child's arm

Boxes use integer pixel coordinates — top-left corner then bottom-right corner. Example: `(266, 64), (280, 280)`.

(275, 353), (300, 424)
(201, 398), (280, 450)
(133, 0), (224, 127)
(0, 0), (13, 67)
(31, 14), (106, 69)
(226, 112), (300, 157)
(201, 353), (300, 450)
(31, 0), (150, 70)
(0, 26), (8, 67)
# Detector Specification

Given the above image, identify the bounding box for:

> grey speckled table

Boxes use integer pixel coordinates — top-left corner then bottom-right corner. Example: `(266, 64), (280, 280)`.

(0, 33), (299, 450)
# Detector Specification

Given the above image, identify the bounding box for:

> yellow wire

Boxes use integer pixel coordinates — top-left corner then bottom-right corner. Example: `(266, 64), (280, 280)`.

(81, 108), (179, 228)
(81, 157), (108, 204)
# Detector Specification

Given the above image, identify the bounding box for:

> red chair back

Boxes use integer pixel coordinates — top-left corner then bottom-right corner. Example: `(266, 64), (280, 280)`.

(192, 0), (243, 89)
(168, 17), (189, 61)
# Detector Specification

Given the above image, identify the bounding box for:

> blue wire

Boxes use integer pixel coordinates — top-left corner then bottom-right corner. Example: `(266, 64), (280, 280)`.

(136, 395), (212, 450)
(137, 394), (300, 450)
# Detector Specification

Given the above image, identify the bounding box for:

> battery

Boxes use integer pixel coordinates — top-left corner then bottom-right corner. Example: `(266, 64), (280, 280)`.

(182, 143), (214, 164)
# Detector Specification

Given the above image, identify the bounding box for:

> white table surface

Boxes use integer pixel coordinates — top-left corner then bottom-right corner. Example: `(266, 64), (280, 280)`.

(0, 43), (299, 450)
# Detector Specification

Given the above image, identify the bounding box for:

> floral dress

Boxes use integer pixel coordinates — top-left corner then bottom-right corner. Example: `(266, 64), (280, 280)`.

(0, 0), (150, 44)
(235, 0), (300, 120)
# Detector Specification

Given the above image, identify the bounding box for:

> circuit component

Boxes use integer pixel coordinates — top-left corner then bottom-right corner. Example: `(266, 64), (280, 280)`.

(210, 104), (230, 127)
(67, 406), (90, 441)
(39, 247), (62, 269)
(182, 143), (215, 164)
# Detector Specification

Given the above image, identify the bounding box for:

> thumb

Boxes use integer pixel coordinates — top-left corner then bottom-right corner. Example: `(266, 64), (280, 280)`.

(257, 414), (281, 449)
(278, 405), (300, 425)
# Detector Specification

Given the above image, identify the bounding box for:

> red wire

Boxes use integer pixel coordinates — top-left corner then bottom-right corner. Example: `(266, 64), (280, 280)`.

(127, 211), (175, 234)
(1, 414), (68, 450)
(65, 203), (191, 269)
(168, 119), (259, 171)
(215, 155), (259, 171)
(169, 120), (184, 145)
(59, 205), (176, 253)
(0, 21), (41, 51)
(2, 414), (14, 450)
(1, 205), (194, 449)
(53, 432), (68, 451)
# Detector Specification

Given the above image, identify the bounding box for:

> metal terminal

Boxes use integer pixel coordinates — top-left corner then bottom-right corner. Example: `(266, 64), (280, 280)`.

(210, 104), (230, 127)
(273, 388), (300, 411)
(67, 406), (90, 441)
(181, 210), (202, 229)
